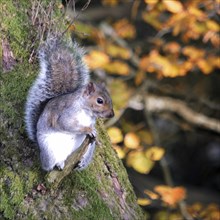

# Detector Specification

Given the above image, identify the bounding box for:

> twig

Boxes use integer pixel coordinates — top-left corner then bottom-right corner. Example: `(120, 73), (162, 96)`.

(145, 95), (220, 134)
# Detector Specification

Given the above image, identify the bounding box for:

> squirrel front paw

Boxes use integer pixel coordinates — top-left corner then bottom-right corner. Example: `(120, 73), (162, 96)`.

(80, 126), (96, 138)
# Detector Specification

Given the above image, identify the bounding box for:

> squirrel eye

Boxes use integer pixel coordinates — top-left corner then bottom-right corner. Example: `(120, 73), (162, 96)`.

(97, 97), (104, 104)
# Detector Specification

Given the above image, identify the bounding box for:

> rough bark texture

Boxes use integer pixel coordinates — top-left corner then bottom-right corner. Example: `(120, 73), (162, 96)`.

(0, 1), (146, 219)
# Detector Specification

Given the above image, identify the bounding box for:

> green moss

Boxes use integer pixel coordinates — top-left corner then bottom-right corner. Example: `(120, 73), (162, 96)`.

(0, 64), (36, 125)
(62, 169), (114, 220)
(1, 0), (32, 59)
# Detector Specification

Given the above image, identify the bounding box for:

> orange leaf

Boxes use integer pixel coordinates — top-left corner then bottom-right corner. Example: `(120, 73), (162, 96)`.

(197, 58), (213, 74)
(113, 19), (136, 39)
(154, 185), (186, 207)
(163, 42), (181, 54)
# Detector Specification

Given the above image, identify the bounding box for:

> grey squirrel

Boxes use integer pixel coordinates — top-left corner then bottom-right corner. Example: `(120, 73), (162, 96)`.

(25, 36), (114, 171)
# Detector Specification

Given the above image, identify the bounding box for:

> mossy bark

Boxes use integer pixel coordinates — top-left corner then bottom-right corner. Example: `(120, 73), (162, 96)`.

(0, 1), (146, 219)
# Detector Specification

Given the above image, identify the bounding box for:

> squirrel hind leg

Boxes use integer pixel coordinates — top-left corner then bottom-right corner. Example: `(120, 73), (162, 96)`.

(74, 141), (96, 171)
(56, 161), (65, 170)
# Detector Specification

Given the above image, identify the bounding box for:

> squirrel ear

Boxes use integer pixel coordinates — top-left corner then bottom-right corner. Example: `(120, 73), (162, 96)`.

(85, 82), (95, 95)
(101, 82), (106, 87)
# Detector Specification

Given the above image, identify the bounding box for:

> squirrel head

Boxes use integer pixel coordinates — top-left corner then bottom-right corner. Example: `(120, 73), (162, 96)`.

(82, 82), (114, 119)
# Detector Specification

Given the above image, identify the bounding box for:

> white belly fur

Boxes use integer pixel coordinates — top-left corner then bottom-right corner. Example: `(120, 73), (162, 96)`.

(76, 110), (95, 127)
(39, 131), (86, 166)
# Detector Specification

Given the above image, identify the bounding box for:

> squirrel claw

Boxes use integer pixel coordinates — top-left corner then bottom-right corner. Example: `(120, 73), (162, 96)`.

(88, 129), (96, 139)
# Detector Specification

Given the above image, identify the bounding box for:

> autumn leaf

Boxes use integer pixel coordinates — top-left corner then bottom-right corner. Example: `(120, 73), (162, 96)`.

(127, 151), (155, 174)
(145, 146), (165, 161)
(113, 145), (126, 159)
(105, 44), (131, 60)
(197, 58), (213, 74)
(206, 20), (220, 32)
(113, 19), (136, 39)
(140, 50), (181, 77)
(163, 42), (181, 54)
(137, 198), (151, 206)
(84, 50), (110, 69)
(135, 71), (145, 86)
(103, 61), (130, 75)
(182, 46), (205, 60)
(144, 0), (159, 6)
(144, 190), (159, 200)
(154, 185), (186, 207)
(107, 127), (123, 144)
(162, 0), (183, 13)
(124, 132), (140, 149)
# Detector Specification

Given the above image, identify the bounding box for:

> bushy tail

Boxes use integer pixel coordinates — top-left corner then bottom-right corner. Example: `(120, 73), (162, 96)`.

(25, 36), (90, 141)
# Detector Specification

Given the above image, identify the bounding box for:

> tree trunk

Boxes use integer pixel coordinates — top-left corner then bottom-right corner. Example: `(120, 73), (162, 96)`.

(0, 1), (146, 219)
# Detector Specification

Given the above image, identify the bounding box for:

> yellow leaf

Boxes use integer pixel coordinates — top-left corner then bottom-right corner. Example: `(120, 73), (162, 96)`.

(126, 151), (155, 174)
(206, 20), (220, 32)
(137, 198), (151, 206)
(107, 127), (123, 144)
(162, 0), (183, 13)
(124, 132), (140, 149)
(144, 190), (159, 200)
(154, 185), (186, 207)
(104, 61), (130, 75)
(145, 146), (165, 161)
(84, 51), (110, 69)
(105, 44), (131, 60)
(144, 0), (159, 5)
(113, 145), (126, 159)
(182, 46), (205, 60)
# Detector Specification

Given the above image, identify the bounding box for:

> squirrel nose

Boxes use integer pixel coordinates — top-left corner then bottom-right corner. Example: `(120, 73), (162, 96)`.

(108, 109), (114, 118)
